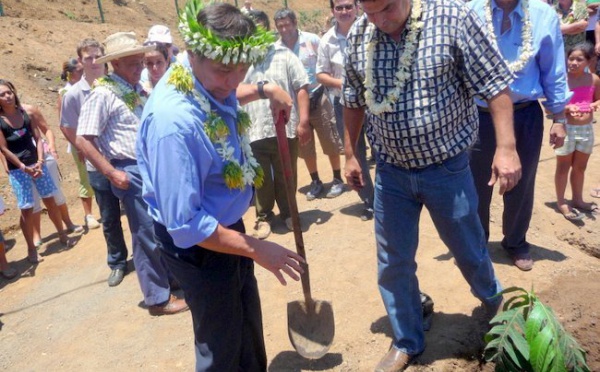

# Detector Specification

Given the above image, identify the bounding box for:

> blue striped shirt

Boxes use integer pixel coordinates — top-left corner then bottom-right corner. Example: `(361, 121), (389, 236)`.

(468, 0), (571, 114)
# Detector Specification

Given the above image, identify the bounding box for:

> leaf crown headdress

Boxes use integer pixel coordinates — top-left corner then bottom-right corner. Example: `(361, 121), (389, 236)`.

(178, 0), (275, 65)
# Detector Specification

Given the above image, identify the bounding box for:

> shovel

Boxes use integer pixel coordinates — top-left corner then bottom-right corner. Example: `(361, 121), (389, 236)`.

(274, 112), (335, 359)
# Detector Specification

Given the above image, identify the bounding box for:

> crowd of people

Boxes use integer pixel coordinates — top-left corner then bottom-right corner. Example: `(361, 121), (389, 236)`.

(0, 0), (599, 371)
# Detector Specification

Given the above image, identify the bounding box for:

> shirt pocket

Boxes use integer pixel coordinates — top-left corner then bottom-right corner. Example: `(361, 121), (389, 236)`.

(413, 56), (455, 104)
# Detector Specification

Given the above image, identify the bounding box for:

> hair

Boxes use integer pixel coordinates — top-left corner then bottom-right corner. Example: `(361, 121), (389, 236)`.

(145, 42), (171, 68)
(329, 0), (357, 9)
(0, 80), (21, 112)
(567, 42), (595, 61)
(76, 38), (104, 59)
(274, 8), (297, 24)
(196, 3), (256, 44)
(248, 10), (270, 30)
(61, 58), (80, 81)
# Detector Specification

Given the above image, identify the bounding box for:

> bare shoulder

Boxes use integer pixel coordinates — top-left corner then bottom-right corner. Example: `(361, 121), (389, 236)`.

(21, 103), (39, 116)
(21, 104), (46, 124)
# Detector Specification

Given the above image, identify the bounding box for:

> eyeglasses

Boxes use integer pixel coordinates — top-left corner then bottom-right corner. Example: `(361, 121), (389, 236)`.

(334, 4), (354, 11)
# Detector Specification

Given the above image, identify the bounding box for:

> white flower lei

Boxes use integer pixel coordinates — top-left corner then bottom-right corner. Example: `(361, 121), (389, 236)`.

(93, 75), (147, 111)
(178, 0), (275, 66)
(363, 0), (425, 115)
(484, 0), (533, 73)
(167, 64), (263, 190)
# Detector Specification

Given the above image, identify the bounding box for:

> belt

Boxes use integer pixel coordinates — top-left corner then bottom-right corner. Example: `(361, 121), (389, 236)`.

(477, 100), (535, 113)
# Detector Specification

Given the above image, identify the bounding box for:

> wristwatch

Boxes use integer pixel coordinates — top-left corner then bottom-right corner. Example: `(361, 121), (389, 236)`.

(257, 80), (269, 99)
(553, 118), (567, 125)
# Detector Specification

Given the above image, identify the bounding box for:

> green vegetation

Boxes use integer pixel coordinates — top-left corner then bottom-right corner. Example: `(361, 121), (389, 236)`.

(63, 11), (77, 21)
(484, 287), (590, 372)
(298, 9), (324, 35)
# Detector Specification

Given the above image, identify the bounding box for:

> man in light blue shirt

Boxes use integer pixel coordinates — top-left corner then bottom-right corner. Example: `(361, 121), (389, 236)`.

(137, 3), (304, 370)
(468, 0), (570, 271)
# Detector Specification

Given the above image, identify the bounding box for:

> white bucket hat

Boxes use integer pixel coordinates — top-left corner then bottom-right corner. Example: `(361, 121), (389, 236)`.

(146, 25), (173, 44)
(95, 32), (155, 64)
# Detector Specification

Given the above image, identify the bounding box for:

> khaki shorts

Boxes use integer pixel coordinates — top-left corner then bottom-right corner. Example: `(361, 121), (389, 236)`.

(555, 123), (595, 156)
(298, 93), (343, 159)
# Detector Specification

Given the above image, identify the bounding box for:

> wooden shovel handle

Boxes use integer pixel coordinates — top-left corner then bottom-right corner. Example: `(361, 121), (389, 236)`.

(274, 111), (313, 304)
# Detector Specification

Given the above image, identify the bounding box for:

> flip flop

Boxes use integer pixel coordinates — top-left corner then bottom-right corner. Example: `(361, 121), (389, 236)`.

(590, 188), (600, 199)
(574, 203), (599, 216)
(27, 249), (41, 264)
(1, 266), (18, 279)
(562, 208), (584, 221)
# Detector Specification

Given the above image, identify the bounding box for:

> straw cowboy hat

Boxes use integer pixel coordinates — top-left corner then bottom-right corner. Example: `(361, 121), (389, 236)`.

(95, 32), (155, 64)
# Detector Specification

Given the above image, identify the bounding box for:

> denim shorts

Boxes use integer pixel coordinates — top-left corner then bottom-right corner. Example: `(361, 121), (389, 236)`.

(8, 164), (57, 210)
(555, 123), (595, 156)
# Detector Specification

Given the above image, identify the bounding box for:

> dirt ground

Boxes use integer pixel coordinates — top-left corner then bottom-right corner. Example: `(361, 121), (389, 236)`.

(0, 0), (599, 371)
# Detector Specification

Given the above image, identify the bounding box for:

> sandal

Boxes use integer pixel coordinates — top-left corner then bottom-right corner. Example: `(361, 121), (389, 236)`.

(573, 203), (599, 216)
(1, 266), (18, 279)
(59, 232), (76, 248)
(68, 224), (84, 234)
(27, 249), (41, 264)
(591, 188), (600, 199)
(562, 208), (584, 221)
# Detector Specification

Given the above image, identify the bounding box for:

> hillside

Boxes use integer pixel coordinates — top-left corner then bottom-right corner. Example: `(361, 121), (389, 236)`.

(0, 1), (599, 371)
(0, 0), (328, 227)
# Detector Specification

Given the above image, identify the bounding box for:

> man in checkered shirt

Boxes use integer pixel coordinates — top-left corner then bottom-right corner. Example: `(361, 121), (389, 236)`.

(341, 0), (522, 370)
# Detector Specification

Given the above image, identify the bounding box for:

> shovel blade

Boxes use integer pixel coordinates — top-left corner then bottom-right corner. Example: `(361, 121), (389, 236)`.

(287, 300), (335, 359)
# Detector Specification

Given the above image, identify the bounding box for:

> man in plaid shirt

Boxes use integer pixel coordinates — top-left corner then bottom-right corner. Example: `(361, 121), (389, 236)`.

(342, 0), (522, 370)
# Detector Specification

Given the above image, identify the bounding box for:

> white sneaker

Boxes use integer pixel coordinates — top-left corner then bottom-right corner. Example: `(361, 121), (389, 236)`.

(253, 221), (271, 240)
(326, 178), (345, 198)
(85, 215), (101, 229)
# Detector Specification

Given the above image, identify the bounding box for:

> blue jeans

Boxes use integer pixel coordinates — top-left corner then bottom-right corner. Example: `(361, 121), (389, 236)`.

(88, 170), (128, 270)
(470, 103), (543, 255)
(109, 160), (170, 306)
(374, 152), (502, 355)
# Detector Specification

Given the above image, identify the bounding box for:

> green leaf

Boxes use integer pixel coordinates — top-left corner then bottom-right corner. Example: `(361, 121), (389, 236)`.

(484, 308), (529, 367)
(559, 330), (591, 371)
(485, 287), (591, 372)
(529, 326), (555, 371)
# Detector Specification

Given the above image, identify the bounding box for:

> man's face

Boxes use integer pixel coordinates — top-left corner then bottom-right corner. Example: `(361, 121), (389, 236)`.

(275, 17), (298, 46)
(332, 0), (357, 27)
(79, 47), (104, 76)
(360, 0), (410, 39)
(112, 54), (145, 86)
(189, 53), (250, 103)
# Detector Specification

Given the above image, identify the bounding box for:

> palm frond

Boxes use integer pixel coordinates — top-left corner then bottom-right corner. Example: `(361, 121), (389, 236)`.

(484, 307), (529, 369)
(559, 332), (590, 372)
(484, 287), (591, 372)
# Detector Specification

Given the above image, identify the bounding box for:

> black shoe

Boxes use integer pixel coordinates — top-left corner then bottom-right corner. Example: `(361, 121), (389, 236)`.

(421, 292), (434, 331)
(108, 268), (126, 287)
(360, 208), (374, 221)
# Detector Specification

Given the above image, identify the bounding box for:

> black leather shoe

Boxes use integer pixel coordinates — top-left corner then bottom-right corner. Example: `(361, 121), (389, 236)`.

(108, 268), (126, 287)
